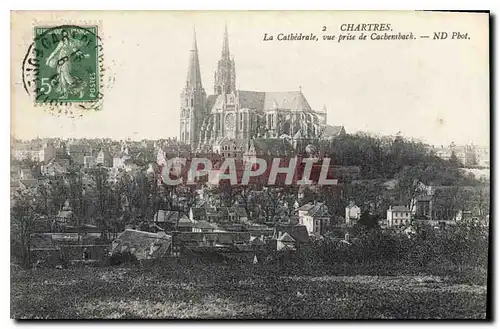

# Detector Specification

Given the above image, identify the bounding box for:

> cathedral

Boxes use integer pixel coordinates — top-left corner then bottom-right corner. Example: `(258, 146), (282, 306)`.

(180, 26), (339, 155)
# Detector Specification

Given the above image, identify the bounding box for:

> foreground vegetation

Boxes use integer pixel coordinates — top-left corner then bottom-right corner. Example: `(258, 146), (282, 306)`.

(11, 215), (489, 319)
(11, 258), (488, 319)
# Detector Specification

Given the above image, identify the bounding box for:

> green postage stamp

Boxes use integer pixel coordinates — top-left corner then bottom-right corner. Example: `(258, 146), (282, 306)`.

(33, 25), (100, 103)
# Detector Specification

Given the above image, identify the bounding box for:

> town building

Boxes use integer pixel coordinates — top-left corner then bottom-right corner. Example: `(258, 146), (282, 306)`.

(297, 202), (330, 236)
(386, 205), (412, 227)
(345, 201), (361, 226)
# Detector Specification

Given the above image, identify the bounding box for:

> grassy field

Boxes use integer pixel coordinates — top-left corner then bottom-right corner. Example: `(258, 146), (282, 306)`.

(11, 262), (488, 319)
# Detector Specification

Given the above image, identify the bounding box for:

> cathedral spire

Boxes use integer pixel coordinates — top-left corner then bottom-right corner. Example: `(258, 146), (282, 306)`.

(214, 24), (236, 95)
(186, 27), (203, 90)
(221, 23), (230, 60)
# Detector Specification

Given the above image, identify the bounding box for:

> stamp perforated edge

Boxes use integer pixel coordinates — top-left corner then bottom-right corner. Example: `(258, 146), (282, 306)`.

(24, 19), (106, 117)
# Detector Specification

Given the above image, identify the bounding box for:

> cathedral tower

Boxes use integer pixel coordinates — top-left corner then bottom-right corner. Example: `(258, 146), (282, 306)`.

(180, 28), (206, 146)
(214, 25), (236, 95)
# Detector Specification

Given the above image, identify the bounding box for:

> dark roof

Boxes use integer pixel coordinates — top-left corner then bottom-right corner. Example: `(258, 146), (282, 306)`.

(276, 224), (309, 243)
(116, 229), (170, 242)
(177, 216), (195, 227)
(219, 207), (236, 216)
(277, 232), (296, 243)
(69, 144), (92, 153)
(175, 232), (250, 244)
(321, 125), (345, 138)
(236, 90), (265, 109)
(217, 232), (251, 244)
(390, 206), (411, 212)
(239, 90), (312, 111)
(298, 204), (315, 212)
(298, 203), (329, 217)
(154, 210), (181, 223)
(112, 229), (172, 259)
(194, 221), (217, 230)
(206, 90), (312, 112)
(250, 138), (295, 155)
(190, 207), (207, 217)
(205, 207), (219, 216)
(19, 179), (38, 188)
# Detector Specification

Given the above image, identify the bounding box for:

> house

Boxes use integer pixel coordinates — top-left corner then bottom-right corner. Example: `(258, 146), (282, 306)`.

(386, 205), (412, 227)
(12, 143), (44, 161)
(84, 156), (97, 168)
(56, 209), (74, 224)
(345, 201), (361, 226)
(68, 144), (93, 165)
(249, 236), (266, 248)
(205, 207), (220, 222)
(274, 224), (310, 246)
(246, 223), (274, 238)
(113, 156), (125, 169)
(413, 195), (432, 219)
(41, 160), (68, 177)
(177, 215), (200, 232)
(235, 207), (248, 222)
(194, 221), (217, 232)
(110, 229), (172, 260)
(154, 210), (181, 223)
(212, 137), (246, 159)
(269, 231), (296, 251)
(220, 207), (237, 223)
(96, 149), (112, 167)
(153, 210), (183, 230)
(410, 183), (483, 222)
(189, 207), (207, 222)
(297, 202), (330, 236)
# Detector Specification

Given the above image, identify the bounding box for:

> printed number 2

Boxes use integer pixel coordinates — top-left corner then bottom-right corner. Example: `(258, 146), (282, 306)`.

(322, 26), (327, 31)
(40, 78), (52, 95)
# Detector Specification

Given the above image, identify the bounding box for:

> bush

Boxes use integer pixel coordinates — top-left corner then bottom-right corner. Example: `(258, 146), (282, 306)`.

(304, 221), (488, 280)
(108, 252), (138, 266)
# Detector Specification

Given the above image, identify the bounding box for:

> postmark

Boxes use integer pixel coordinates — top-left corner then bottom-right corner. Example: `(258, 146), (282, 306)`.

(22, 24), (105, 117)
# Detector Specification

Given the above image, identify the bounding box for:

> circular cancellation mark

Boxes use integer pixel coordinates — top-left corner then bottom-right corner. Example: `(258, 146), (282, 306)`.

(22, 24), (105, 117)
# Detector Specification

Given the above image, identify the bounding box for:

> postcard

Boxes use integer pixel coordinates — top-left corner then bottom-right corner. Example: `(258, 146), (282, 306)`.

(10, 10), (490, 320)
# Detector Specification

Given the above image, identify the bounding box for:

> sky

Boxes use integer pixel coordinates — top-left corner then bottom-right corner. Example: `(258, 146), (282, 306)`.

(11, 11), (490, 147)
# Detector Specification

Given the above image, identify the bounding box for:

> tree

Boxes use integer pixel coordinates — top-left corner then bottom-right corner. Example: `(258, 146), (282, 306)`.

(449, 151), (462, 168)
(394, 166), (426, 211)
(11, 192), (39, 267)
(357, 210), (378, 230)
(431, 187), (462, 221)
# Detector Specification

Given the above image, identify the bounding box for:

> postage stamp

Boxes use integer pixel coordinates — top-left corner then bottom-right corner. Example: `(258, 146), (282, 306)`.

(33, 25), (100, 103)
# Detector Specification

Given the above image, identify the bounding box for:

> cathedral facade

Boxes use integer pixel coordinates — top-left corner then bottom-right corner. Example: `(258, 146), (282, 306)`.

(179, 27), (329, 153)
